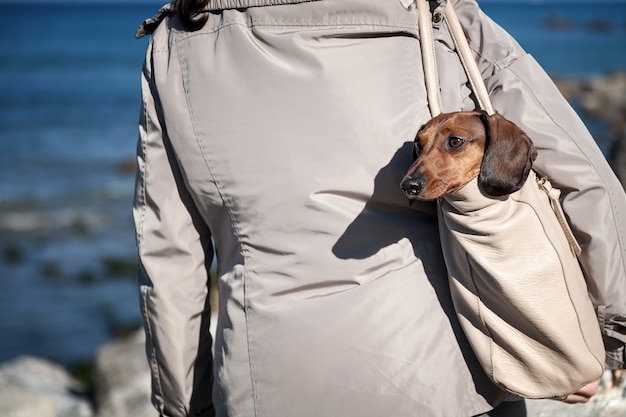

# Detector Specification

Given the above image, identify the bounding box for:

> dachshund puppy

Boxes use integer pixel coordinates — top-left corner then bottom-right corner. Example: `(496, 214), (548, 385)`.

(401, 111), (538, 200)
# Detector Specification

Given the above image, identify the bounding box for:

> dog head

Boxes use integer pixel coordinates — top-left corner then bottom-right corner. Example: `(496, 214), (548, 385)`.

(401, 111), (537, 200)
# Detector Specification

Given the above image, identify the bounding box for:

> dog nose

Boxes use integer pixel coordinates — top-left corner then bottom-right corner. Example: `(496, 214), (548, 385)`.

(401, 177), (426, 197)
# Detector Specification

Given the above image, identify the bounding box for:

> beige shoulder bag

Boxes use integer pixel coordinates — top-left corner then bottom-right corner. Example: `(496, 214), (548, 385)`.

(416, 0), (605, 399)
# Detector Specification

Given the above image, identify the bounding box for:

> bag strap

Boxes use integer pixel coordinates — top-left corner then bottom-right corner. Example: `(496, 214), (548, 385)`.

(416, 0), (443, 116)
(416, 0), (495, 116)
(443, 2), (495, 116)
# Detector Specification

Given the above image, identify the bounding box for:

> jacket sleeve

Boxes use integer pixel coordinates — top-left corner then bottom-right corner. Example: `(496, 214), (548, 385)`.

(453, 0), (626, 369)
(133, 35), (215, 417)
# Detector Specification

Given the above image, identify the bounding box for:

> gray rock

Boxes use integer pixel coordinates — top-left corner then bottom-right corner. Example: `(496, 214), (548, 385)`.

(611, 125), (626, 185)
(93, 330), (156, 417)
(555, 71), (626, 187)
(0, 385), (56, 417)
(527, 370), (626, 417)
(0, 356), (92, 417)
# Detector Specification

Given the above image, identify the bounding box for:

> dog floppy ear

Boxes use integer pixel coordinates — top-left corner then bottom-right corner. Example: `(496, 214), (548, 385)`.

(478, 113), (538, 196)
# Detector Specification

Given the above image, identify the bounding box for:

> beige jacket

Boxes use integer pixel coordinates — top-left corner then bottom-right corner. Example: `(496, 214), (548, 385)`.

(134, 1), (626, 416)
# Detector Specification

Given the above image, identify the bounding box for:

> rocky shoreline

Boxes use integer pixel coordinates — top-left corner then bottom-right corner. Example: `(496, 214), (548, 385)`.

(2, 330), (625, 417)
(1, 331), (625, 417)
(0, 332), (147, 417)
(0, 331), (154, 417)
(2, 71), (625, 417)
(554, 71), (626, 186)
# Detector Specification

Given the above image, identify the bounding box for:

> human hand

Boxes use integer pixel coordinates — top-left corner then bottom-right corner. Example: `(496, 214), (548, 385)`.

(553, 380), (599, 404)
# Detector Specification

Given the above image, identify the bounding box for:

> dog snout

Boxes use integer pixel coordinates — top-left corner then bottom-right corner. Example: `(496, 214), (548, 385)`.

(401, 177), (426, 198)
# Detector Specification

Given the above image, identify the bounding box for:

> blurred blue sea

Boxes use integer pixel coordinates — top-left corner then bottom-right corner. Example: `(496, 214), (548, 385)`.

(0, 1), (625, 367)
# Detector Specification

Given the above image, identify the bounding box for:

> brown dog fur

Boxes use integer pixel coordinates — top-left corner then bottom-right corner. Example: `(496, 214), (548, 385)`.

(401, 111), (538, 200)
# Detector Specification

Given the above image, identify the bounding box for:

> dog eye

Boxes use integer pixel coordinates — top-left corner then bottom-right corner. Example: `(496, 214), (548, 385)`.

(447, 136), (466, 149)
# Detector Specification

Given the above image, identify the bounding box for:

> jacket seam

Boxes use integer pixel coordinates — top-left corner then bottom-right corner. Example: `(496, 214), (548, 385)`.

(140, 285), (167, 414)
(138, 49), (168, 410)
(176, 43), (259, 417)
(136, 39), (156, 246)
(136, 88), (148, 246)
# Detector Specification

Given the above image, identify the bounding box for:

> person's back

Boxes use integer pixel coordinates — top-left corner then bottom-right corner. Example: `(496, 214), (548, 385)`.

(134, 1), (626, 416)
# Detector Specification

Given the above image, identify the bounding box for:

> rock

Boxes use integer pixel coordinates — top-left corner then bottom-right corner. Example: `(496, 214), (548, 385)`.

(0, 356), (93, 417)
(527, 370), (626, 417)
(582, 73), (626, 187)
(544, 15), (575, 31)
(555, 72), (626, 123)
(543, 16), (615, 34)
(581, 73), (626, 119)
(93, 330), (156, 417)
(0, 334), (156, 417)
(1, 342), (626, 417)
(553, 78), (584, 101)
(0, 385), (56, 417)
(586, 19), (614, 34)
(555, 71), (626, 187)
(611, 125), (626, 184)
(118, 157), (137, 176)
